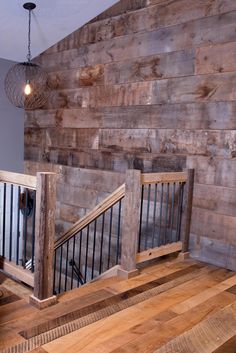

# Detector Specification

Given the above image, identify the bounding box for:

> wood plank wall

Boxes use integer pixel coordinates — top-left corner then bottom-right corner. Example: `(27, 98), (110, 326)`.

(25, 0), (236, 269)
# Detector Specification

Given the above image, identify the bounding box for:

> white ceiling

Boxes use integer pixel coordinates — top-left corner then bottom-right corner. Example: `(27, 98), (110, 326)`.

(0, 0), (118, 62)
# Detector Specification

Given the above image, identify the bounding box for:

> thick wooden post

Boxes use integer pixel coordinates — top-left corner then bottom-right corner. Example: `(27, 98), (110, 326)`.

(181, 169), (194, 254)
(120, 169), (141, 278)
(30, 172), (57, 309)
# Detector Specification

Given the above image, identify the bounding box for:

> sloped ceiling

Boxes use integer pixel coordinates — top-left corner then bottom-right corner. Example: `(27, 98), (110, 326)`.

(0, 0), (118, 62)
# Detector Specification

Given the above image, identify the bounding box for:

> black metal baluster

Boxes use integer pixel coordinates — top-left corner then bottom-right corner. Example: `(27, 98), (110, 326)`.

(158, 183), (164, 246)
(84, 225), (89, 282)
(99, 214), (105, 275)
(138, 185), (144, 252)
(70, 235), (76, 290)
(170, 183), (176, 243)
(2, 183), (6, 257)
(145, 184), (151, 250)
(152, 183), (158, 248)
(16, 186), (21, 265)
(58, 246), (63, 294)
(9, 184), (13, 261)
(116, 199), (122, 264)
(64, 240), (69, 292)
(23, 189), (29, 266)
(177, 183), (185, 241)
(31, 190), (36, 272)
(78, 231), (82, 286)
(164, 183), (169, 244)
(53, 249), (57, 294)
(91, 219), (97, 279)
(107, 206), (113, 269)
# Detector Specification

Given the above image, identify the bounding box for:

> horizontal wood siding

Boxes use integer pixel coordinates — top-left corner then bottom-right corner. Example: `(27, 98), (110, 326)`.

(25, 0), (236, 269)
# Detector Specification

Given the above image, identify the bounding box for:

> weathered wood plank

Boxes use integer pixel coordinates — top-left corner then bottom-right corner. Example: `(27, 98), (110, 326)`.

(196, 42), (236, 75)
(45, 0), (236, 52)
(191, 207), (236, 245)
(187, 156), (236, 188)
(193, 183), (236, 217)
(44, 72), (236, 109)
(37, 11), (236, 70)
(137, 242), (182, 263)
(25, 148), (186, 173)
(99, 128), (236, 157)
(26, 102), (236, 130)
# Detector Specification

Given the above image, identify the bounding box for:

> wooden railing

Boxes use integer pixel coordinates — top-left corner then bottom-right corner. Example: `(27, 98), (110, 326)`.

(53, 169), (194, 294)
(0, 168), (194, 305)
(0, 170), (57, 307)
(53, 184), (125, 294)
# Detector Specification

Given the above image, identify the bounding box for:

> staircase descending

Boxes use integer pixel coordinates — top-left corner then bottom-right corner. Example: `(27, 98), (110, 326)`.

(0, 168), (194, 307)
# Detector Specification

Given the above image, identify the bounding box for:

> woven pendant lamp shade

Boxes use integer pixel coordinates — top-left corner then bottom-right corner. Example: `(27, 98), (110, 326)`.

(4, 62), (48, 110)
(4, 3), (48, 110)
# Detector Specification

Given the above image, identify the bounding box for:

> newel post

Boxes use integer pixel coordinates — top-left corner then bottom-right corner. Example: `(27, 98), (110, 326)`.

(181, 169), (194, 254)
(30, 172), (57, 309)
(119, 169), (141, 278)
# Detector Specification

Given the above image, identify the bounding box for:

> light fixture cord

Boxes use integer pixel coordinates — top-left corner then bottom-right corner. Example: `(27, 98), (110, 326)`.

(27, 8), (32, 62)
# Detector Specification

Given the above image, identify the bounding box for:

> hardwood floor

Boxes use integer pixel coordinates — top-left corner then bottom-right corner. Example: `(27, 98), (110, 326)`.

(0, 257), (236, 353)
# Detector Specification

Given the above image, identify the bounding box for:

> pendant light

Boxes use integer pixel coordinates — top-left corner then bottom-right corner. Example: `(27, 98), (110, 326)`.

(4, 2), (48, 110)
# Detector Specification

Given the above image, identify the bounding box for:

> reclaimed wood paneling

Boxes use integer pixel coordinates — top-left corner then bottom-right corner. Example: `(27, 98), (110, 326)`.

(25, 0), (236, 269)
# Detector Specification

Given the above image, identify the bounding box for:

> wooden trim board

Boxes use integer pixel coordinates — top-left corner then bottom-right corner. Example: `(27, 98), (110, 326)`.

(136, 242), (183, 263)
(141, 172), (187, 185)
(0, 257), (34, 287)
(0, 170), (37, 189)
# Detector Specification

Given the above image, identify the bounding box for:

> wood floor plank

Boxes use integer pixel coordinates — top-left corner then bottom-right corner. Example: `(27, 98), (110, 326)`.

(154, 302), (236, 353)
(213, 335), (236, 353)
(20, 264), (208, 340)
(42, 266), (221, 353)
(106, 292), (236, 353)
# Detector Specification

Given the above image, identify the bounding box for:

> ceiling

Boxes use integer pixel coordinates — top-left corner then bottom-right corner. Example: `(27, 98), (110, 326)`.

(0, 0), (118, 62)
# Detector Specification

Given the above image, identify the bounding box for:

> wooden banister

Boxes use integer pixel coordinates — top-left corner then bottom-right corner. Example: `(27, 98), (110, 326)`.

(54, 183), (125, 250)
(0, 170), (37, 189)
(141, 171), (187, 185)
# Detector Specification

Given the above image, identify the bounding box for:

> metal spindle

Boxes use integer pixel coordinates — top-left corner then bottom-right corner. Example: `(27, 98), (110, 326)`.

(116, 199), (122, 263)
(84, 225), (89, 282)
(9, 184), (13, 261)
(170, 182), (176, 243)
(23, 188), (29, 266)
(58, 246), (63, 293)
(31, 190), (36, 272)
(138, 185), (144, 252)
(64, 240), (69, 291)
(164, 183), (169, 244)
(2, 183), (6, 257)
(145, 184), (151, 250)
(16, 186), (21, 265)
(177, 183), (185, 241)
(70, 235), (76, 290)
(158, 183), (164, 246)
(107, 206), (113, 269)
(152, 183), (158, 248)
(53, 248), (57, 293)
(91, 219), (97, 279)
(99, 214), (105, 275)
(78, 231), (82, 286)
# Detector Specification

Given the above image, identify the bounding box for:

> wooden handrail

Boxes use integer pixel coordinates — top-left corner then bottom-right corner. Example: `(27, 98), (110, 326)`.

(54, 183), (126, 250)
(141, 171), (187, 185)
(0, 170), (37, 189)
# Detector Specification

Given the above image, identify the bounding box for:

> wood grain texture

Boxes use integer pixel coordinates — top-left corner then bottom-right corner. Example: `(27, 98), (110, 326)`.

(25, 0), (236, 269)
(0, 258), (236, 353)
(121, 170), (141, 271)
(34, 173), (57, 300)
